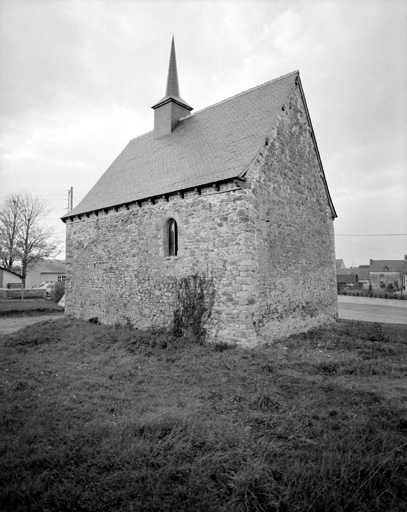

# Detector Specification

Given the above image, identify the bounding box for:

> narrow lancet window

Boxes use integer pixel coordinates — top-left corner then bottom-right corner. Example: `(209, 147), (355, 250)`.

(168, 219), (178, 256)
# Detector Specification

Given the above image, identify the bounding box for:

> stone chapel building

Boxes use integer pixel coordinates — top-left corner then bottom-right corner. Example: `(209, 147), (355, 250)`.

(62, 39), (337, 346)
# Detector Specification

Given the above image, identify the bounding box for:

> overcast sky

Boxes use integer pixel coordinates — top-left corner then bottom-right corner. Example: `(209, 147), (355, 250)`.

(1, 0), (406, 267)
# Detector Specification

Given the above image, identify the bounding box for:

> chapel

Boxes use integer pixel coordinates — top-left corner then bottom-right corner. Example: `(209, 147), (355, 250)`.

(62, 38), (337, 345)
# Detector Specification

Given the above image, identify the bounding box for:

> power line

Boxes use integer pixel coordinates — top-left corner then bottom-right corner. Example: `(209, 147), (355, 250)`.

(335, 237), (405, 255)
(335, 234), (407, 237)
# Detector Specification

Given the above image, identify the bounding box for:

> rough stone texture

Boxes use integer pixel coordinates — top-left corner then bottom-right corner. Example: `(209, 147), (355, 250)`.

(65, 82), (337, 346)
(65, 184), (258, 344)
(246, 84), (337, 341)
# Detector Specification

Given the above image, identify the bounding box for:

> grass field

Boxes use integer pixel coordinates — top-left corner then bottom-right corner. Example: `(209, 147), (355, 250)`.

(1, 318), (406, 511)
(0, 299), (63, 317)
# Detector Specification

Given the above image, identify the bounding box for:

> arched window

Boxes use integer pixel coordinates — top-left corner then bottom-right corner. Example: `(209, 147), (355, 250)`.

(168, 218), (178, 256)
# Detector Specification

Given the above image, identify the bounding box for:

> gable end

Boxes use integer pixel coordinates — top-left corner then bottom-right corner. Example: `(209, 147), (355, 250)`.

(294, 76), (337, 219)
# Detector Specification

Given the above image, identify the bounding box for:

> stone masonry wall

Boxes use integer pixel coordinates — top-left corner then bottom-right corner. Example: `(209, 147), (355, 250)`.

(65, 82), (337, 346)
(65, 184), (259, 345)
(246, 82), (337, 341)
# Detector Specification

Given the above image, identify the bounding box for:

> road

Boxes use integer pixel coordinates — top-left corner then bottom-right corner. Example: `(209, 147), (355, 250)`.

(338, 302), (407, 324)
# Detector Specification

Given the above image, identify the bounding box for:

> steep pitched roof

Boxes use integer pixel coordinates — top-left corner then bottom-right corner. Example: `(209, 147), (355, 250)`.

(63, 69), (337, 220)
(62, 71), (299, 219)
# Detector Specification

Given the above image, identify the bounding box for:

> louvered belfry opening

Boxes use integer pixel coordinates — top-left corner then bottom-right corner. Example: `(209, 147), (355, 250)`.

(152, 37), (193, 137)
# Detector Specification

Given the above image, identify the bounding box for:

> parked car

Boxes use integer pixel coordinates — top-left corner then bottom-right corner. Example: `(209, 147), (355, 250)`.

(32, 281), (56, 297)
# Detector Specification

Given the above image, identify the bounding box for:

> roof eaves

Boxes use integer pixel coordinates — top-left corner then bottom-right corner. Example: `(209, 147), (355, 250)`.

(61, 177), (249, 223)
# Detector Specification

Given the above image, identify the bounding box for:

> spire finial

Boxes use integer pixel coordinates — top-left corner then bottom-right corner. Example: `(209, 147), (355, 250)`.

(165, 36), (180, 97)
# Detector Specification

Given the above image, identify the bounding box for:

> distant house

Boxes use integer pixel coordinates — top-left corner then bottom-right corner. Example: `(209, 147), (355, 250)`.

(337, 256), (407, 291)
(336, 273), (358, 290)
(335, 259), (346, 270)
(368, 256), (407, 290)
(336, 266), (370, 290)
(337, 267), (370, 280)
(0, 266), (23, 288)
(25, 260), (66, 288)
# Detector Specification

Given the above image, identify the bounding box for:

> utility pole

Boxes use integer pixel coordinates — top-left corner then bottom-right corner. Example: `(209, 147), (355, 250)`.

(68, 187), (73, 211)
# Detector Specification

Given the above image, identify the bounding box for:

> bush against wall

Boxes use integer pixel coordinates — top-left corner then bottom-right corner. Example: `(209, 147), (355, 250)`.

(51, 281), (65, 303)
(173, 273), (215, 341)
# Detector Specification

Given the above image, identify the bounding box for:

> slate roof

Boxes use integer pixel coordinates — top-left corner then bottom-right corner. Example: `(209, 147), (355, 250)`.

(337, 267), (370, 280)
(62, 70), (336, 220)
(63, 71), (302, 219)
(369, 259), (406, 272)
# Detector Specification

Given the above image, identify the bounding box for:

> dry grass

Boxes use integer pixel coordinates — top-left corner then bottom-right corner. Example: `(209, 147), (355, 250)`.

(0, 318), (406, 511)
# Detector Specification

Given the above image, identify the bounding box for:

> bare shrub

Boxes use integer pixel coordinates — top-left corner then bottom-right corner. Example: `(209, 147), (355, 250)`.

(172, 273), (215, 341)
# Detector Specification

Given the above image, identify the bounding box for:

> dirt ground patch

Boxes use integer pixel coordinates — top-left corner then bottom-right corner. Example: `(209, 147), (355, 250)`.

(0, 299), (64, 334)
(0, 314), (65, 335)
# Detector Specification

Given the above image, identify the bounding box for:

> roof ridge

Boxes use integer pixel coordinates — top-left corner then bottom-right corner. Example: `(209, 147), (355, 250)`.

(180, 70), (299, 121)
(129, 130), (153, 143)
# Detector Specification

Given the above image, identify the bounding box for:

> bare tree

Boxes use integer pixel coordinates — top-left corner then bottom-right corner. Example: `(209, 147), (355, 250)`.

(0, 193), (61, 285)
(0, 195), (21, 269)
